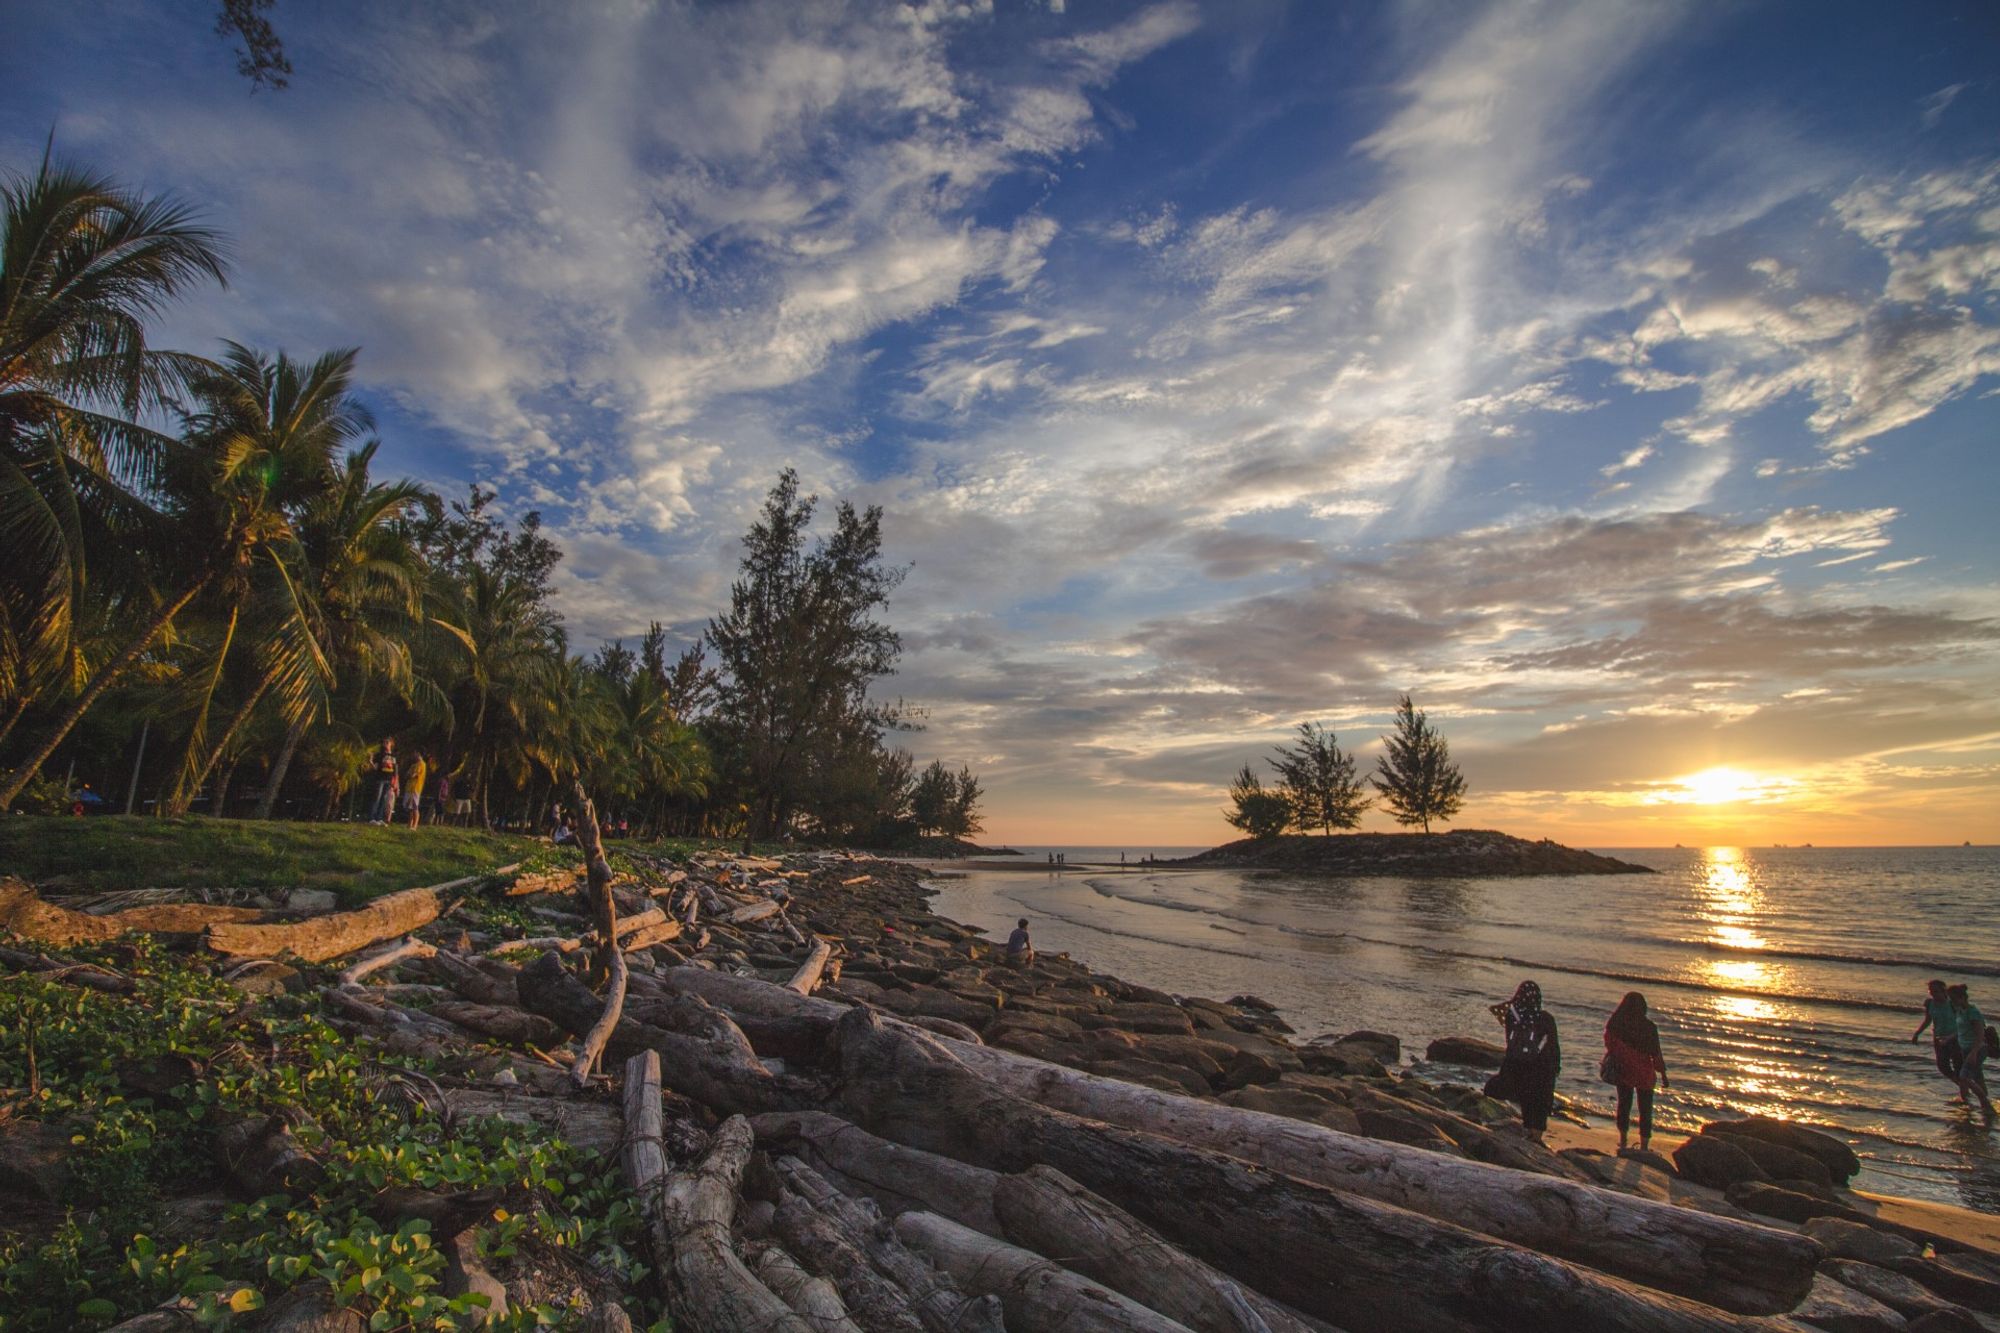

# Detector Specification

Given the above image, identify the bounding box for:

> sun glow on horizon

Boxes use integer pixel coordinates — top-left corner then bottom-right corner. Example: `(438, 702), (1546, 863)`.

(1650, 766), (1798, 807)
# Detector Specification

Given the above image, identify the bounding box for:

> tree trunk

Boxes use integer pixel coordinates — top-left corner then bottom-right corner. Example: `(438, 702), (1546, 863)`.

(212, 749), (243, 819)
(895, 1211), (1201, 1333)
(749, 1110), (1005, 1237)
(0, 879), (259, 946)
(0, 571), (213, 809)
(786, 936), (833, 994)
(615, 1073), (813, 1333)
(204, 873), (492, 962)
(750, 1245), (863, 1333)
(168, 674), (270, 818)
(255, 713), (310, 820)
(0, 694), (29, 752)
(829, 1007), (1798, 1333)
(568, 780), (625, 1087)
(994, 1164), (1318, 1333)
(650, 966), (1820, 1317)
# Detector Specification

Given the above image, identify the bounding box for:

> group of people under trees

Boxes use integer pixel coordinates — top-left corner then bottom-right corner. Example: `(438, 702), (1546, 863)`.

(363, 736), (469, 828)
(1483, 981), (1669, 1152)
(1914, 979), (1996, 1120)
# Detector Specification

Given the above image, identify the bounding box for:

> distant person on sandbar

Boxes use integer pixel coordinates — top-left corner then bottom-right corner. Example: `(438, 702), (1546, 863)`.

(1603, 991), (1669, 1153)
(1914, 978), (1964, 1083)
(1485, 980), (1561, 1141)
(1947, 984), (1995, 1121)
(1006, 918), (1035, 968)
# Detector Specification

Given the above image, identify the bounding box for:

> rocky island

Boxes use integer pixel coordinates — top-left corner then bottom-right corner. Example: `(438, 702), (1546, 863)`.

(1173, 827), (1656, 876)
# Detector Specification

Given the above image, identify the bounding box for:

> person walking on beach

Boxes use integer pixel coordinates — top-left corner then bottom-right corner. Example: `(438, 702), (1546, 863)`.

(1485, 980), (1561, 1140)
(1006, 917), (1035, 968)
(401, 752), (428, 829)
(1914, 979), (1964, 1083)
(1947, 984), (1995, 1121)
(1603, 992), (1669, 1153)
(366, 737), (398, 823)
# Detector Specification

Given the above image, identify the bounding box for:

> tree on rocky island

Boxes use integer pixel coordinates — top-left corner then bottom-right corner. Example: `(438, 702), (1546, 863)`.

(1224, 764), (1290, 840)
(1270, 721), (1371, 834)
(1371, 693), (1467, 833)
(910, 759), (984, 839)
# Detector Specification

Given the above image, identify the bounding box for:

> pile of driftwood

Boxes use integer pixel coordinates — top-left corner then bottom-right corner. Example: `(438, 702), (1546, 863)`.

(7, 795), (1999, 1332)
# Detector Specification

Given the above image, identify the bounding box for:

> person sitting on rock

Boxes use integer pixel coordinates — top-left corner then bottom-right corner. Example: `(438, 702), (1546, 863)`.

(1603, 991), (1669, 1154)
(1484, 980), (1561, 1141)
(1005, 917), (1035, 967)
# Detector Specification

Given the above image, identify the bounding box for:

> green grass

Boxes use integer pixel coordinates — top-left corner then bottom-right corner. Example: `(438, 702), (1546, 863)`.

(0, 817), (556, 902)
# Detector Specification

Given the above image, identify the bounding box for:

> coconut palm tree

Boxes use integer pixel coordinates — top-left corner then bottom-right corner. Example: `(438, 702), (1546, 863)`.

(0, 343), (358, 810)
(431, 564), (561, 826)
(0, 151), (226, 764)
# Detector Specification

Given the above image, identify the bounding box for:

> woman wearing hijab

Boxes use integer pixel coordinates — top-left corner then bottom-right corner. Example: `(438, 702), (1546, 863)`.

(1485, 980), (1561, 1139)
(1604, 991), (1670, 1153)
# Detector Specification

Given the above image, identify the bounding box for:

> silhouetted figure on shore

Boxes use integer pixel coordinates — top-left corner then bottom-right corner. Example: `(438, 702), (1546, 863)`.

(1486, 980), (1561, 1140)
(1603, 991), (1669, 1153)
(1914, 978), (1964, 1082)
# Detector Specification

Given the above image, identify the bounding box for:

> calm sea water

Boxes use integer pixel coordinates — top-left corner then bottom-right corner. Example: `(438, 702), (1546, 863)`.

(923, 845), (2000, 1214)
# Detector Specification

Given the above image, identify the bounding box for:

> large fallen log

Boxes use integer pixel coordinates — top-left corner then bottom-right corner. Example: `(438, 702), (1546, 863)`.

(769, 1155), (1003, 1333)
(750, 1244), (863, 1333)
(994, 1165), (1314, 1333)
(654, 966), (1820, 1316)
(1, 877), (260, 946)
(441, 1088), (623, 1156)
(895, 1210), (1199, 1333)
(750, 1110), (1004, 1236)
(519, 953), (806, 1115)
(831, 1007), (1796, 1333)
(204, 874), (493, 962)
(769, 1179), (928, 1333)
(618, 1056), (811, 1333)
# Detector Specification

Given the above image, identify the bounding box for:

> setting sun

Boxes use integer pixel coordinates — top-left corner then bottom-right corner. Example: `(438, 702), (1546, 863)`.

(1656, 767), (1795, 807)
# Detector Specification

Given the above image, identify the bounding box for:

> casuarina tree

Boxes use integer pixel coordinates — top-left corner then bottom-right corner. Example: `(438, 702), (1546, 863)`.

(1224, 763), (1290, 840)
(1371, 693), (1467, 833)
(1270, 721), (1371, 834)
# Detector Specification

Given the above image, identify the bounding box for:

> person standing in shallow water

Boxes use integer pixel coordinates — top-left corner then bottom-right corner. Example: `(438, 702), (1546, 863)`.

(1603, 992), (1669, 1153)
(1486, 981), (1561, 1140)
(1947, 984), (1995, 1121)
(1914, 978), (1964, 1084)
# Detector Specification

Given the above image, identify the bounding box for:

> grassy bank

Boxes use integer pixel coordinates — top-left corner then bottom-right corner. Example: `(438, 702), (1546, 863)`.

(0, 817), (550, 902)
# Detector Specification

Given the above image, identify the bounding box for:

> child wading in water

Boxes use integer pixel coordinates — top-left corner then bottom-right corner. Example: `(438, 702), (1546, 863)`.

(1603, 991), (1669, 1153)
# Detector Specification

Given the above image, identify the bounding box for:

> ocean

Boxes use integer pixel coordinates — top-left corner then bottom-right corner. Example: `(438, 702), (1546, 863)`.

(923, 844), (1999, 1214)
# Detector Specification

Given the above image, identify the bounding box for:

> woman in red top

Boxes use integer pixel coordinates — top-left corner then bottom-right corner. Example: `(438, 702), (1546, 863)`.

(1604, 991), (1669, 1152)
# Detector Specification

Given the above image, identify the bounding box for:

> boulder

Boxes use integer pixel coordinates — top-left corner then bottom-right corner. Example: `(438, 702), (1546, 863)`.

(982, 1010), (1083, 1042)
(1804, 1218), (1920, 1267)
(284, 888), (341, 913)
(1228, 993), (1278, 1012)
(1080, 1003), (1197, 1037)
(1613, 1146), (1677, 1175)
(1671, 1133), (1769, 1190)
(1353, 1108), (1465, 1156)
(1699, 1125), (1835, 1189)
(1792, 1272), (1910, 1333)
(1119, 982), (1179, 1007)
(1704, 1116), (1861, 1185)
(1334, 1029), (1402, 1063)
(1726, 1180), (1859, 1225)
(984, 1027), (1086, 1066)
(1902, 1311), (1985, 1333)
(1088, 1058), (1213, 1099)
(1299, 1043), (1387, 1078)
(1894, 1255), (2000, 1315)
(902, 986), (996, 1028)
(0, 1119), (72, 1200)
(1559, 1149), (1677, 1204)
(1423, 1036), (1505, 1069)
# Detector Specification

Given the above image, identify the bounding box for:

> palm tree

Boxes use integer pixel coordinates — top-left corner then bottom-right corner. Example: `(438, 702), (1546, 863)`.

(251, 441), (429, 818)
(157, 345), (373, 815)
(0, 343), (357, 810)
(431, 564), (561, 826)
(0, 151), (226, 769)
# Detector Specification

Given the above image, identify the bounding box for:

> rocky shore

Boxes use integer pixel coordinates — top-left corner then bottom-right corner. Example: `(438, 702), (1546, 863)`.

(4, 836), (1996, 1332)
(1174, 828), (1656, 875)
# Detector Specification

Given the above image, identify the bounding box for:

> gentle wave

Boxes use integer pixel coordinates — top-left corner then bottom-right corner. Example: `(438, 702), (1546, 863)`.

(1697, 939), (2000, 979)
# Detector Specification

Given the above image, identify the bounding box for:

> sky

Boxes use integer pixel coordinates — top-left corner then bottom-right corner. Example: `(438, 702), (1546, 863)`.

(7, 0), (1999, 847)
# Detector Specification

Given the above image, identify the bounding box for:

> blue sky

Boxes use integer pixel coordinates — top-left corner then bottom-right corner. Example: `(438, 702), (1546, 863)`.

(7, 0), (1999, 843)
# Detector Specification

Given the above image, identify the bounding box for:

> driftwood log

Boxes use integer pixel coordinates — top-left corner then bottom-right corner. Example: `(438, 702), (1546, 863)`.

(0, 877), (260, 946)
(569, 782), (626, 1088)
(750, 1110), (1005, 1236)
(204, 873), (498, 962)
(654, 965), (1820, 1317)
(786, 936), (833, 995)
(616, 1058), (812, 1333)
(895, 1210), (1200, 1333)
(995, 1165), (1315, 1333)
(750, 1245), (863, 1333)
(770, 1181), (929, 1333)
(338, 937), (436, 986)
(830, 1007), (1798, 1333)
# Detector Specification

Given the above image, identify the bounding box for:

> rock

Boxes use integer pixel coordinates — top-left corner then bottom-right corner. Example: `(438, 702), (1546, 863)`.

(1699, 1124), (1835, 1189)
(1120, 982), (1179, 1007)
(1192, 1028), (1304, 1085)
(983, 1010), (1084, 1042)
(1005, 994), (1103, 1020)
(1220, 1085), (1364, 1134)
(1725, 1180), (1855, 1225)
(1299, 1043), (1387, 1078)
(1614, 1146), (1677, 1175)
(1671, 1134), (1770, 1190)
(582, 1303), (634, 1333)
(1821, 1261), (1960, 1322)
(1354, 1108), (1464, 1156)
(1902, 1311), (1985, 1333)
(1704, 1116), (1861, 1185)
(1793, 1272), (1911, 1333)
(1228, 994), (1278, 1012)
(1080, 1003), (1197, 1036)
(445, 1232), (509, 1326)
(1559, 1149), (1678, 1204)
(1333, 1029), (1401, 1063)
(0, 1119), (71, 1200)
(985, 1027), (1086, 1066)
(901, 986), (995, 1028)
(1895, 1255), (2000, 1314)
(251, 1279), (366, 1333)
(1089, 1058), (1213, 1098)
(1804, 1218), (1920, 1267)
(1086, 1031), (1227, 1083)
(1423, 1036), (1505, 1069)
(284, 888), (341, 913)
